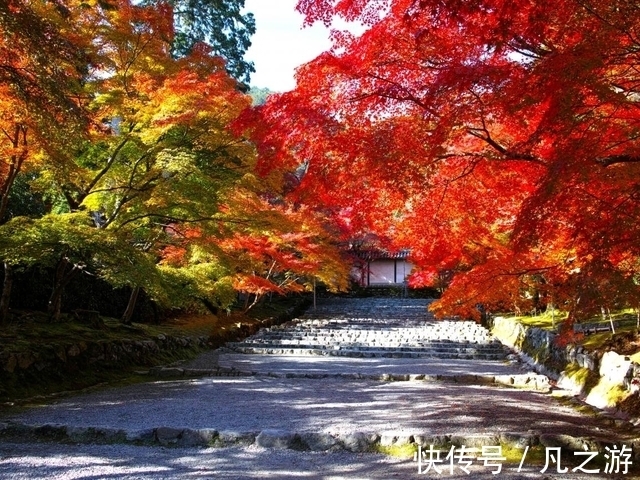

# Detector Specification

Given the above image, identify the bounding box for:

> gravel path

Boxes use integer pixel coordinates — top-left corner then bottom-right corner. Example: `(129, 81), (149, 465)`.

(1, 376), (626, 440)
(215, 353), (527, 376)
(0, 442), (631, 479)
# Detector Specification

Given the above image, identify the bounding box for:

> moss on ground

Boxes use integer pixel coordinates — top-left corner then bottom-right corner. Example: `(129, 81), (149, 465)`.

(501, 444), (546, 465)
(586, 380), (631, 408)
(501, 309), (640, 353)
(580, 326), (637, 350)
(516, 311), (568, 330)
(376, 443), (418, 458)
(562, 364), (600, 393)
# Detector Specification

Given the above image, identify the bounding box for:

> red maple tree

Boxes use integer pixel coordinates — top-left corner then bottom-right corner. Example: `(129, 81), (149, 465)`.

(237, 0), (640, 321)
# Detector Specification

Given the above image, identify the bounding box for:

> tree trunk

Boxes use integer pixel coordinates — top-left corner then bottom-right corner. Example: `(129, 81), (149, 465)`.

(121, 286), (140, 325)
(0, 124), (28, 222)
(548, 295), (556, 330)
(0, 262), (13, 324)
(244, 293), (261, 313)
(48, 288), (64, 322)
(200, 297), (219, 315)
(607, 307), (616, 335)
(47, 257), (81, 321)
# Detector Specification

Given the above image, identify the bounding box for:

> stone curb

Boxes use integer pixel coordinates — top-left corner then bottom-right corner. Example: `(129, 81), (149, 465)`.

(147, 366), (251, 378)
(254, 371), (551, 392)
(146, 367), (551, 392)
(1, 421), (638, 458)
(226, 347), (507, 360)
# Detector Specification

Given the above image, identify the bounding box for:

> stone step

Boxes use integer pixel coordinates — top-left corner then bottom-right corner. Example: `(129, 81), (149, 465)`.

(224, 298), (509, 362)
(245, 333), (492, 342)
(10, 422), (624, 455)
(266, 325), (490, 332)
(240, 334), (495, 345)
(227, 340), (506, 352)
(226, 346), (507, 360)
(232, 344), (501, 352)
(259, 326), (492, 334)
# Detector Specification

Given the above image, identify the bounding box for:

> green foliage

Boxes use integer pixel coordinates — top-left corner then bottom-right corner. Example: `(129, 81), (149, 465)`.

(159, 263), (236, 311)
(0, 213), (161, 293)
(1, 173), (47, 221)
(151, 0), (256, 83)
(0, 0), (349, 325)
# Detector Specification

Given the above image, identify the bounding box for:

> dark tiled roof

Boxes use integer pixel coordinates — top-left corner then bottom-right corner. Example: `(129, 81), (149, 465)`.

(351, 249), (411, 261)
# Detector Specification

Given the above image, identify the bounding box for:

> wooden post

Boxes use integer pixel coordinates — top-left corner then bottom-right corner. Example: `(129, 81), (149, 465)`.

(313, 277), (317, 310)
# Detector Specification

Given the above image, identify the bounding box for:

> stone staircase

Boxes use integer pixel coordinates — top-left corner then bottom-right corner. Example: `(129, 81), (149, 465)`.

(7, 297), (636, 480)
(226, 298), (509, 361)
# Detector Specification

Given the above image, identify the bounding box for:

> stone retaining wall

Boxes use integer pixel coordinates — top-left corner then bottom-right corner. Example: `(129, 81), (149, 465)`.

(0, 300), (310, 401)
(1, 335), (208, 375)
(489, 317), (571, 379)
(489, 316), (640, 413)
(0, 334), (211, 402)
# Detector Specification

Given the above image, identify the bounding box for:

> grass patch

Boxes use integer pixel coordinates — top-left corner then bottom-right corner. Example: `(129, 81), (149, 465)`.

(579, 324), (638, 350)
(516, 311), (568, 330)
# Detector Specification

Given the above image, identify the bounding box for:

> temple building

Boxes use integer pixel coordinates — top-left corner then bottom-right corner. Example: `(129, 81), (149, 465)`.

(350, 249), (413, 287)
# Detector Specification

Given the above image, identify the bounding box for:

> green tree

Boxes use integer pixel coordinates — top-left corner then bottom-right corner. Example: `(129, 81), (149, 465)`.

(0, 0), (93, 324)
(51, 3), (257, 322)
(147, 0), (256, 83)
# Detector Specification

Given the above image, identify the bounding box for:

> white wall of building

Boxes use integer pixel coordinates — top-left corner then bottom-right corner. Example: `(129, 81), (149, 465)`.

(349, 259), (413, 286)
(369, 260), (396, 284)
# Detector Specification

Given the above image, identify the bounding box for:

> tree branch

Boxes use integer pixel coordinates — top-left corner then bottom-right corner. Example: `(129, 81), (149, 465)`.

(596, 154), (640, 166)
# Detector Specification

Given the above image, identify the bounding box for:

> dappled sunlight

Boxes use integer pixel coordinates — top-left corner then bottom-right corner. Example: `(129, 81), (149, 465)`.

(1, 297), (634, 479)
(4, 374), (618, 439)
(0, 442), (423, 479)
(219, 354), (522, 377)
(0, 442), (591, 479)
(0, 451), (173, 479)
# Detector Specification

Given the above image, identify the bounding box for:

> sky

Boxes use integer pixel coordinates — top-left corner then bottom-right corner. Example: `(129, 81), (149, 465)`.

(242, 1), (349, 92)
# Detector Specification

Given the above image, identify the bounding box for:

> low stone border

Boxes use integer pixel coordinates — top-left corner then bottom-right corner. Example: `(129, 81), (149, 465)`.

(147, 366), (250, 378)
(226, 346), (507, 360)
(146, 366), (551, 392)
(1, 421), (638, 459)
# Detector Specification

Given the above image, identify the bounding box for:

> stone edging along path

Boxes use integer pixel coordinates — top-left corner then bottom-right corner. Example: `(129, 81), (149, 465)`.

(146, 364), (552, 391)
(0, 420), (628, 455)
